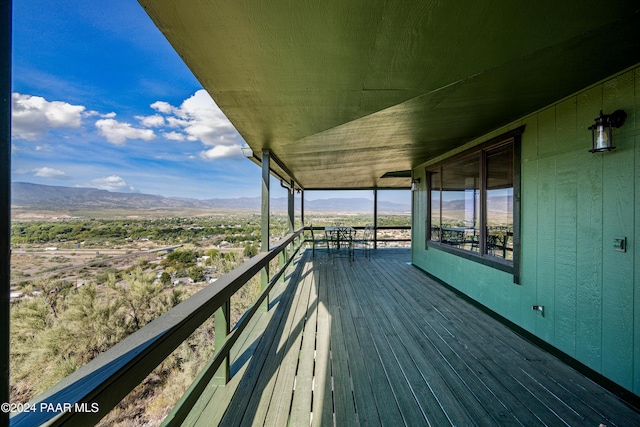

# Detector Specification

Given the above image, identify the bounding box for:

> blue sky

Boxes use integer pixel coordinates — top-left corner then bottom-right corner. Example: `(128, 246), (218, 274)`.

(11, 0), (409, 205)
(11, 0), (266, 199)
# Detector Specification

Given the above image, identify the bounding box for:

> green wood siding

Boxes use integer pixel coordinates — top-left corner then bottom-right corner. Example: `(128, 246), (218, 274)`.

(602, 71), (635, 388)
(554, 150), (577, 356)
(536, 155), (556, 343)
(575, 85), (605, 372)
(413, 64), (640, 395)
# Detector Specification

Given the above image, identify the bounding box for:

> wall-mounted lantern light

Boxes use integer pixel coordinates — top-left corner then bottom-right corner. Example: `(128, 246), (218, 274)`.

(411, 177), (421, 191)
(588, 110), (626, 153)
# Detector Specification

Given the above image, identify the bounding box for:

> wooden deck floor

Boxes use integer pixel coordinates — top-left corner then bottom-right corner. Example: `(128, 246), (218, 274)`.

(179, 248), (640, 426)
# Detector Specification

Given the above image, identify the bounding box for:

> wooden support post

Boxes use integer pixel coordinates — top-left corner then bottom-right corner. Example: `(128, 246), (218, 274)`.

(213, 300), (230, 385)
(373, 189), (378, 249)
(479, 153), (487, 256)
(288, 180), (294, 233)
(411, 174), (416, 263)
(301, 189), (306, 245)
(0, 2), (10, 424)
(288, 180), (295, 260)
(261, 150), (270, 311)
(301, 189), (305, 228)
(279, 181), (288, 281)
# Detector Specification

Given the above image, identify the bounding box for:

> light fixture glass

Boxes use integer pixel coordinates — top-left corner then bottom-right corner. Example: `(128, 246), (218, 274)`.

(411, 177), (420, 191)
(588, 110), (626, 153)
(594, 120), (611, 151)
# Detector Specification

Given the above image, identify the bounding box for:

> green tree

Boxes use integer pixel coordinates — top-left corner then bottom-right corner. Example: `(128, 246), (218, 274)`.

(160, 271), (172, 286)
(205, 248), (220, 259)
(189, 266), (205, 283)
(243, 243), (258, 258)
(25, 278), (65, 319)
(165, 249), (198, 268)
(107, 268), (168, 330)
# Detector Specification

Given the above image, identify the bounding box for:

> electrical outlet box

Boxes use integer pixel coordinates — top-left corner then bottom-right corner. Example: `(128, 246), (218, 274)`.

(614, 237), (626, 252)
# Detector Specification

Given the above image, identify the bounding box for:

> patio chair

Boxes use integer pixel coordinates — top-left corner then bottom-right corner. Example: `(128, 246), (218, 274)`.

(353, 224), (374, 259)
(309, 224), (329, 257)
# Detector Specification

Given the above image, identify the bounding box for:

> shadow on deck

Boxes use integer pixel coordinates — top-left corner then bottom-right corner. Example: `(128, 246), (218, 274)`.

(178, 248), (640, 426)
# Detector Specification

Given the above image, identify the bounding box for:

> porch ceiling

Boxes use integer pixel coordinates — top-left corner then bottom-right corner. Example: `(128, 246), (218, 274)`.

(138, 0), (640, 189)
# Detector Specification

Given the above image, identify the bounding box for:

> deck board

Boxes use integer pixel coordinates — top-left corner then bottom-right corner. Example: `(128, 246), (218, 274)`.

(262, 260), (315, 426)
(359, 261), (498, 426)
(247, 259), (314, 426)
(337, 260), (406, 425)
(189, 262), (300, 427)
(213, 257), (304, 426)
(177, 248), (640, 426)
(287, 263), (318, 426)
(381, 258), (595, 425)
(348, 259), (449, 426)
(385, 258), (640, 426)
(374, 257), (550, 425)
(311, 256), (334, 427)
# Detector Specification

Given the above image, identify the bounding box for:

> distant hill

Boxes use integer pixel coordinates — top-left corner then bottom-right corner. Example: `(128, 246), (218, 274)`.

(11, 182), (410, 213)
(202, 196), (409, 213)
(11, 182), (209, 210)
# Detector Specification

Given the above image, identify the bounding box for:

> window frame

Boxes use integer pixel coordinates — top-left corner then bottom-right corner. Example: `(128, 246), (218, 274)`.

(426, 126), (524, 283)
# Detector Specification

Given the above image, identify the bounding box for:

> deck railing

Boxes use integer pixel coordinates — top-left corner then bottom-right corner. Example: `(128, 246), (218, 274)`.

(374, 225), (411, 246)
(10, 228), (305, 427)
(307, 225), (411, 248)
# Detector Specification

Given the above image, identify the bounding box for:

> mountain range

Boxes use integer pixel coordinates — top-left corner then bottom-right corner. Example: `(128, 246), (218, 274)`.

(11, 182), (411, 213)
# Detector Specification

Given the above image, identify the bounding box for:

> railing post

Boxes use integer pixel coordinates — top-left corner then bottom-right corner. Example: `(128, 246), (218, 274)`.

(213, 300), (230, 385)
(287, 179), (295, 263)
(287, 179), (294, 233)
(278, 250), (285, 282)
(261, 150), (270, 312)
(261, 268), (270, 312)
(301, 189), (305, 228)
(373, 189), (378, 249)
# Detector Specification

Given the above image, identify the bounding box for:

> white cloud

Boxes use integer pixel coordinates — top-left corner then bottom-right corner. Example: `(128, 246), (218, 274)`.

(176, 90), (238, 145)
(199, 144), (243, 160)
(11, 93), (86, 140)
(163, 131), (186, 141)
(33, 167), (69, 179)
(95, 118), (156, 145)
(83, 110), (100, 118)
(136, 114), (165, 127)
(12, 90), (244, 168)
(150, 89), (245, 160)
(166, 117), (190, 128)
(89, 175), (135, 192)
(150, 101), (173, 114)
